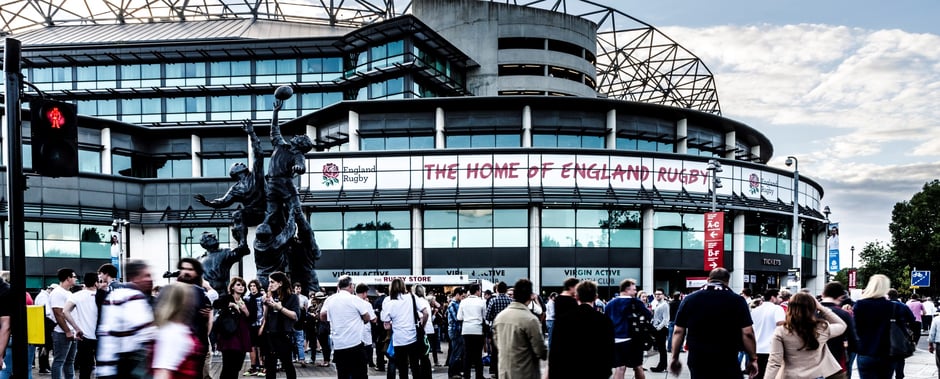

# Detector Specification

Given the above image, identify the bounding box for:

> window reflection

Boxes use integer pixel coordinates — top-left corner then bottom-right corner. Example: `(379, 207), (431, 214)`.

(541, 209), (641, 248)
(311, 211), (411, 250)
(424, 209), (527, 248)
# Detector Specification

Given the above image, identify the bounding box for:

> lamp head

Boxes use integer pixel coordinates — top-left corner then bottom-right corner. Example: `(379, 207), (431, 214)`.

(823, 206), (831, 217)
(785, 157), (794, 167)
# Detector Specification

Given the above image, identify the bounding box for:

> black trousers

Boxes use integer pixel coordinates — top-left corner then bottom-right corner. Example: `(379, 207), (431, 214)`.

(334, 343), (368, 379)
(220, 350), (246, 379)
(463, 335), (484, 379)
(394, 341), (428, 379)
(265, 332), (297, 379)
(75, 338), (97, 379)
(653, 327), (668, 369)
(756, 353), (769, 379)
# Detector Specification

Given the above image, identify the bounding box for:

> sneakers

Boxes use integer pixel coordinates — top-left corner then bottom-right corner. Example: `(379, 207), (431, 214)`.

(243, 369), (256, 376)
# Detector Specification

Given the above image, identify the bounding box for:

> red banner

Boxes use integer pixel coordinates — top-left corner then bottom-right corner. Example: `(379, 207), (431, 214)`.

(704, 211), (724, 271)
(848, 269), (857, 289)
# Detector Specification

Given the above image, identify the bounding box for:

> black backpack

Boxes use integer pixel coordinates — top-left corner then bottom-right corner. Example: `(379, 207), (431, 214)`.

(626, 299), (655, 350)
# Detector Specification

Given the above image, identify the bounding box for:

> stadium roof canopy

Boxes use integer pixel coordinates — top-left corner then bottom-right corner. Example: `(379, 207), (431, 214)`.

(0, 0), (722, 114)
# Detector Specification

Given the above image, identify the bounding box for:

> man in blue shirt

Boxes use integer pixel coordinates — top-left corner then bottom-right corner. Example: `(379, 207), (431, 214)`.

(605, 279), (652, 379)
(670, 268), (757, 379)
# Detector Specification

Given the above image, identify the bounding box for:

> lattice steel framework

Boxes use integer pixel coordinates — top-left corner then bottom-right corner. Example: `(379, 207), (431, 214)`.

(0, 0), (721, 114)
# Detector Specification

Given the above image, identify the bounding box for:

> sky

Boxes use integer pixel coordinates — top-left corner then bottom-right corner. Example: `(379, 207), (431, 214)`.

(609, 0), (940, 269)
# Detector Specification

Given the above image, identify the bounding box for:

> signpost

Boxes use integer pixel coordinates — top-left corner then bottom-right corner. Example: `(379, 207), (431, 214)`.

(847, 269), (857, 289)
(704, 211), (724, 271)
(911, 270), (930, 288)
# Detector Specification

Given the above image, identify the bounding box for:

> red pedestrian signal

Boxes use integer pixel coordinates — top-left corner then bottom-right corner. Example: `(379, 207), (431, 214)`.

(30, 100), (79, 177)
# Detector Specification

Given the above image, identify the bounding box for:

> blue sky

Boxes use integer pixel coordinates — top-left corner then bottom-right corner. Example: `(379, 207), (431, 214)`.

(611, 0), (940, 269)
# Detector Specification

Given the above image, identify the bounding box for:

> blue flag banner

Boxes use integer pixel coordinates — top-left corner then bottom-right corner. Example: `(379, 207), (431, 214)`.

(828, 223), (840, 273)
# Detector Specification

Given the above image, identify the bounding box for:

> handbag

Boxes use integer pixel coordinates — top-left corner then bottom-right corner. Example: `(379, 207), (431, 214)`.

(411, 293), (431, 355)
(887, 303), (915, 358)
(385, 332), (395, 359)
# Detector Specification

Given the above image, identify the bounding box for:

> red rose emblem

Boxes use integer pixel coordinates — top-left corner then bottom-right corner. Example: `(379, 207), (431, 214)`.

(322, 163), (340, 186)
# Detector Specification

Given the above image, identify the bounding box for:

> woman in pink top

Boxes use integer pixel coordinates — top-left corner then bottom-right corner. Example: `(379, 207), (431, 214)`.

(907, 294), (925, 345)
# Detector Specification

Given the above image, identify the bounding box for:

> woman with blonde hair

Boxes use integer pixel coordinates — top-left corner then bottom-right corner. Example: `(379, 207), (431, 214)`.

(764, 292), (846, 379)
(152, 283), (201, 379)
(853, 274), (916, 379)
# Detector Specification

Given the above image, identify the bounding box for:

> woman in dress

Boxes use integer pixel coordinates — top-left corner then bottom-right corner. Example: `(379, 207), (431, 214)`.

(152, 283), (201, 379)
(764, 292), (847, 379)
(261, 272), (299, 379)
(215, 277), (252, 379)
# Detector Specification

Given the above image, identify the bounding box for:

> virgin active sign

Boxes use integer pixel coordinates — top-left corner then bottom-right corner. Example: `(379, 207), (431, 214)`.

(303, 153), (821, 206)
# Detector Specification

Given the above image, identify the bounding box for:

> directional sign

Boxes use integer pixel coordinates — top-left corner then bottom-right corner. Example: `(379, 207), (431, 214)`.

(703, 211), (724, 271)
(911, 270), (931, 287)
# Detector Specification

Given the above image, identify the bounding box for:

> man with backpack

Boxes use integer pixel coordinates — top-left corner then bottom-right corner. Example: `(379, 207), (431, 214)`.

(605, 279), (652, 379)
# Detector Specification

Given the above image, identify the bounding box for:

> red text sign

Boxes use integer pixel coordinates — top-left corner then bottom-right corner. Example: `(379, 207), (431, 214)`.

(704, 211), (724, 271)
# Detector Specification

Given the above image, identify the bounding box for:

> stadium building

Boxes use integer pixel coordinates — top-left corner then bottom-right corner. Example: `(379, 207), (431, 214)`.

(0, 0), (830, 295)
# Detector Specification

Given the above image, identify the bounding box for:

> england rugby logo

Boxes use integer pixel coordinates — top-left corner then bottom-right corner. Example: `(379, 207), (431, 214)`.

(322, 163), (340, 186)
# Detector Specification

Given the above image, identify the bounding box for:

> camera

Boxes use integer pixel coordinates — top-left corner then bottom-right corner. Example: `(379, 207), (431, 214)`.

(162, 270), (180, 278)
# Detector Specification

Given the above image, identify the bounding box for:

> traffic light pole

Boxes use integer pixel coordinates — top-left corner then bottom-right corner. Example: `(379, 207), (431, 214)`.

(3, 37), (30, 379)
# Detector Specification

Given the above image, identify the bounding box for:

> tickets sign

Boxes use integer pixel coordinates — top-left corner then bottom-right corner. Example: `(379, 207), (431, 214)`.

(704, 211), (724, 271)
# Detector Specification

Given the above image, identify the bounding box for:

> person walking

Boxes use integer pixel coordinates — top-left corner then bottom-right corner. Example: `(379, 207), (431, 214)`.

(60, 273), (100, 379)
(292, 282), (310, 367)
(96, 260), (156, 379)
(923, 297), (936, 334)
(751, 289), (786, 379)
(649, 289), (670, 373)
(214, 277), (252, 379)
(152, 283), (203, 379)
(547, 280), (614, 379)
(906, 295), (925, 345)
(35, 284), (55, 374)
(446, 287), (466, 379)
(764, 292), (847, 379)
(820, 281), (859, 377)
(484, 282), (511, 378)
(669, 268), (758, 379)
(355, 284), (378, 372)
(492, 279), (546, 379)
(457, 283), (486, 379)
(381, 278), (430, 379)
(244, 279), (266, 376)
(261, 271), (300, 379)
(605, 279), (651, 379)
(853, 274), (916, 379)
(928, 311), (940, 372)
(321, 275), (374, 379)
(50, 268), (79, 379)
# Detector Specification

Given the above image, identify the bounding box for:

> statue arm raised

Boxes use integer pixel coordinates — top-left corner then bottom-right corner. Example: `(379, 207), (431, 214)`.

(270, 99), (286, 147)
(244, 122), (265, 174)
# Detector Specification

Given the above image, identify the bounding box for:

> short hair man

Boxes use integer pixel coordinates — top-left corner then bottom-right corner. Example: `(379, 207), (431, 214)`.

(446, 287), (467, 378)
(548, 280), (614, 378)
(457, 283), (487, 379)
(96, 260), (155, 379)
(670, 268), (758, 379)
(62, 273), (100, 379)
(176, 258), (212, 378)
(493, 279), (546, 379)
(484, 281), (511, 376)
(605, 279), (652, 379)
(553, 277), (580, 320)
(50, 268), (79, 379)
(320, 275), (373, 379)
(751, 289), (785, 379)
(821, 281), (858, 376)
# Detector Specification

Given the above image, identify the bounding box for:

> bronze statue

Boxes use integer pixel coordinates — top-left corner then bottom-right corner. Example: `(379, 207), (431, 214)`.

(197, 231), (249, 294)
(194, 121), (266, 250)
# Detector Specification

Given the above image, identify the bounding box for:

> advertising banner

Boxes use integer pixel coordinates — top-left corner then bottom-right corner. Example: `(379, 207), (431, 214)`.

(828, 222), (840, 273)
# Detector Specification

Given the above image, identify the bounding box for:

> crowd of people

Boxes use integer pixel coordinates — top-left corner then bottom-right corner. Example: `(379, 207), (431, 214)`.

(0, 266), (937, 379)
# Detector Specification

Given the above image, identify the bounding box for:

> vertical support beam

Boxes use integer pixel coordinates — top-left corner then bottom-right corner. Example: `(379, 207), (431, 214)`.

(676, 118), (688, 154)
(606, 109), (616, 150)
(725, 130), (736, 159)
(435, 107), (445, 149)
(101, 127), (113, 175)
(191, 134), (202, 177)
(732, 213), (745, 293)
(412, 207), (423, 274)
(812, 228), (828, 295)
(348, 110), (360, 152)
(642, 208), (655, 291)
(521, 105), (532, 148)
(529, 205), (541, 291)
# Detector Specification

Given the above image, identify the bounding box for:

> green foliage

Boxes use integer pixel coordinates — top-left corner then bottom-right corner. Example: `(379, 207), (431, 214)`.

(887, 180), (940, 296)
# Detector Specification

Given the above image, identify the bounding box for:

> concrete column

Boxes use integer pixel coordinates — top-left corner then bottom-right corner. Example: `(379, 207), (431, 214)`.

(642, 208), (655, 291)
(435, 107), (445, 149)
(412, 207), (423, 274)
(522, 106), (532, 148)
(101, 127), (113, 175)
(751, 145), (761, 162)
(725, 130), (736, 160)
(529, 205), (541, 291)
(348, 110), (360, 152)
(811, 229), (828, 295)
(606, 109), (616, 149)
(306, 124), (317, 148)
(191, 134), (202, 177)
(676, 119), (687, 154)
(732, 213), (745, 293)
(165, 225), (180, 284)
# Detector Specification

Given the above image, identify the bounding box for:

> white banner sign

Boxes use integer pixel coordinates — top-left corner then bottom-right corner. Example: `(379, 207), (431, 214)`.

(541, 267), (642, 287)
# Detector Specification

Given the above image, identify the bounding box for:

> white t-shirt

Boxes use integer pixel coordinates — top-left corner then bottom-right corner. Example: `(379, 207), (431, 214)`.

(50, 286), (73, 333)
(152, 322), (194, 371)
(751, 302), (786, 354)
(417, 297), (434, 335)
(66, 289), (98, 339)
(383, 294), (428, 347)
(457, 295), (486, 336)
(923, 300), (937, 316)
(361, 297), (376, 345)
(323, 291), (373, 350)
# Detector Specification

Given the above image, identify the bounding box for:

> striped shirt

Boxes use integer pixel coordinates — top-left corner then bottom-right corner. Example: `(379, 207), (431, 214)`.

(96, 286), (155, 378)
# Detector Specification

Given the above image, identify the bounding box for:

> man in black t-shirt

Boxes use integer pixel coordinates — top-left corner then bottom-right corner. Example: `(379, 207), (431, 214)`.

(669, 268), (757, 379)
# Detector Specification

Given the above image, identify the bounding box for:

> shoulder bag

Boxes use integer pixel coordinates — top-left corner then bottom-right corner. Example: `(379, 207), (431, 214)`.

(412, 293), (431, 355)
(888, 303), (915, 358)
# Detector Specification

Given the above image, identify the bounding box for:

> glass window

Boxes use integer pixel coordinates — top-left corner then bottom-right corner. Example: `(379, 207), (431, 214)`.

(542, 228), (575, 247)
(411, 136), (434, 149)
(494, 209), (527, 227)
(425, 229), (458, 248)
(459, 229), (492, 248)
(532, 134), (555, 147)
(495, 134), (520, 147)
(78, 150), (101, 173)
(542, 209), (574, 228)
(312, 212), (343, 230)
(425, 210), (457, 228)
(112, 154), (132, 177)
(446, 135), (470, 148)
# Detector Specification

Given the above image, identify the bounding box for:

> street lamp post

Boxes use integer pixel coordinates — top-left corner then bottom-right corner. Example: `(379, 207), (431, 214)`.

(785, 156), (800, 287)
(850, 245), (855, 270)
(823, 205), (831, 281)
(706, 159), (723, 212)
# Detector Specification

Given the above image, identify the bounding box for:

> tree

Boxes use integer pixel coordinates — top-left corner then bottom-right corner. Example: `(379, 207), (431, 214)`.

(855, 241), (914, 296)
(888, 179), (940, 296)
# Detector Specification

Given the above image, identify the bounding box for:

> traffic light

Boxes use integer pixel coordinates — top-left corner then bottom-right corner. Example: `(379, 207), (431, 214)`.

(30, 99), (78, 177)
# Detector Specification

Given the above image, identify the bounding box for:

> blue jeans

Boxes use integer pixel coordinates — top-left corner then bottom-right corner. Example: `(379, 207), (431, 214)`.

(0, 338), (34, 379)
(857, 355), (893, 379)
(667, 321), (675, 351)
(293, 330), (306, 361)
(545, 320), (554, 347)
(51, 332), (77, 379)
(846, 351), (857, 379)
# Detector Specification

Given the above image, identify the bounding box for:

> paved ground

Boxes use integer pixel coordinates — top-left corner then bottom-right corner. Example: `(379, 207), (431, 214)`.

(27, 336), (940, 378)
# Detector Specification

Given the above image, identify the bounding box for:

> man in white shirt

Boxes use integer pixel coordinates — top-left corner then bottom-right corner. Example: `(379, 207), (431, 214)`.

(751, 289), (785, 379)
(51, 268), (79, 379)
(320, 275), (373, 379)
(34, 284), (55, 373)
(923, 297), (936, 334)
(96, 260), (155, 379)
(62, 273), (100, 379)
(293, 282), (310, 365)
(457, 283), (486, 379)
(354, 284), (377, 368)
(650, 290), (670, 372)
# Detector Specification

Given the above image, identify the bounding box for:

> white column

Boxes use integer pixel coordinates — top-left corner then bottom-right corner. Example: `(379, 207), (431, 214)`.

(812, 229), (828, 295)
(606, 109), (616, 149)
(348, 110), (360, 152)
(676, 119), (688, 154)
(435, 107), (445, 149)
(101, 127), (113, 175)
(642, 208), (655, 291)
(165, 225), (180, 285)
(191, 135), (202, 177)
(529, 205), (541, 291)
(725, 131), (736, 159)
(412, 207), (423, 275)
(522, 106), (532, 148)
(306, 124), (317, 147)
(732, 213), (745, 293)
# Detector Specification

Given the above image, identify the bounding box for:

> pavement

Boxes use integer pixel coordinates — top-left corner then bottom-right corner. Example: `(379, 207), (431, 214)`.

(27, 336), (939, 378)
